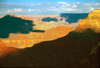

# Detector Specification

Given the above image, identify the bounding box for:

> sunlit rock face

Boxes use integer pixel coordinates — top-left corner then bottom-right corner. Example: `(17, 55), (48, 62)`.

(0, 13), (80, 49)
(0, 16), (3, 18)
(20, 16), (34, 21)
(75, 9), (100, 33)
(0, 40), (17, 57)
(8, 13), (17, 17)
(1, 26), (74, 49)
(42, 26), (74, 40)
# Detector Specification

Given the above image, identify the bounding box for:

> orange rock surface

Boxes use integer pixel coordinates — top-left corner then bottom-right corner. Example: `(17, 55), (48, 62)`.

(1, 26), (74, 49)
(42, 26), (74, 40)
(14, 34), (29, 39)
(75, 9), (100, 33)
(0, 40), (17, 57)
(0, 13), (74, 49)
(0, 13), (75, 56)
(7, 13), (17, 17)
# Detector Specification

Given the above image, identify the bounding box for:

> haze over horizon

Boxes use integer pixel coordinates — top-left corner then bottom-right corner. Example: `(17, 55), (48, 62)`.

(0, 0), (100, 16)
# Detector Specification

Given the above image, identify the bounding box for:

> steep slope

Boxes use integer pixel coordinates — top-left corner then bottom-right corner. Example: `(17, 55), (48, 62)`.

(42, 26), (74, 40)
(0, 40), (18, 57)
(0, 29), (99, 67)
(75, 9), (100, 33)
(8, 13), (17, 17)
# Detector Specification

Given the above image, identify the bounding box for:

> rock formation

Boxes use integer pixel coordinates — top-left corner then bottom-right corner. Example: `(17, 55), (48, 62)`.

(41, 26), (74, 40)
(7, 13), (17, 17)
(1, 26), (74, 49)
(0, 40), (17, 57)
(14, 34), (28, 39)
(75, 9), (100, 33)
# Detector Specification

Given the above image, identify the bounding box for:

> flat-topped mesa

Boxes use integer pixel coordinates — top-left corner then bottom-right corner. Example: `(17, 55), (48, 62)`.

(75, 9), (100, 33)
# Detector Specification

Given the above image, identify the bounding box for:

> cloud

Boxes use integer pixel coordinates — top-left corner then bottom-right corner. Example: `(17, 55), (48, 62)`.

(7, 8), (23, 13)
(28, 9), (40, 12)
(62, 8), (79, 11)
(77, 2), (80, 4)
(13, 8), (23, 12)
(58, 2), (67, 4)
(89, 7), (95, 11)
(58, 2), (70, 7)
(72, 5), (77, 8)
(0, 2), (100, 16)
(28, 9), (35, 12)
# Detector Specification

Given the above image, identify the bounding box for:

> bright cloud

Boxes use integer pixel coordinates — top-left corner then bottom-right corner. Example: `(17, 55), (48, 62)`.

(13, 8), (23, 12)
(62, 8), (79, 11)
(0, 2), (100, 16)
(77, 2), (80, 4)
(58, 2), (67, 4)
(72, 5), (77, 8)
(28, 9), (35, 12)
(7, 8), (23, 13)
(28, 9), (40, 12)
(89, 7), (95, 11)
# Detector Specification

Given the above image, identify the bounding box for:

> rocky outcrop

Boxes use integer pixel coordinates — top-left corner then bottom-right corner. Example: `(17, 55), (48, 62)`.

(7, 13), (17, 17)
(0, 40), (7, 47)
(41, 26), (74, 40)
(75, 9), (100, 33)
(0, 40), (17, 57)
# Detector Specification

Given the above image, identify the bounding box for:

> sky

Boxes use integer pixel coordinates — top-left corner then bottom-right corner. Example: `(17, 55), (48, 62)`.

(0, 0), (100, 16)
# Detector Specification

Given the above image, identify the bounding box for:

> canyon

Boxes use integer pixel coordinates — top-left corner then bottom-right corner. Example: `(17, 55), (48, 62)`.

(0, 9), (99, 57)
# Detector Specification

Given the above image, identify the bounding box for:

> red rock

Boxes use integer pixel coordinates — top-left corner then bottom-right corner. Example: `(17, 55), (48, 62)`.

(0, 40), (17, 57)
(14, 34), (28, 39)
(75, 9), (100, 33)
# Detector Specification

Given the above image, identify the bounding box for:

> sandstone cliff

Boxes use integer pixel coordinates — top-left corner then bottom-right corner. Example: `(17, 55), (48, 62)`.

(75, 9), (100, 33)
(0, 40), (17, 57)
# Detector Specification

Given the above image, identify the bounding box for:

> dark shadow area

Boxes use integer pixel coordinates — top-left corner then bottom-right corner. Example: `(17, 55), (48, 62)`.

(42, 17), (58, 22)
(60, 13), (89, 23)
(0, 28), (99, 67)
(0, 15), (45, 38)
(60, 18), (63, 21)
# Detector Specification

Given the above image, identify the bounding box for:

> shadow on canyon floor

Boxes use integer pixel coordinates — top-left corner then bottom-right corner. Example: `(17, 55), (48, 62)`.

(42, 17), (58, 22)
(0, 15), (45, 38)
(60, 13), (89, 23)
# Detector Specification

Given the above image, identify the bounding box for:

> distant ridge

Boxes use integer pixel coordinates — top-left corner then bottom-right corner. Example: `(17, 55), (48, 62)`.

(7, 13), (17, 17)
